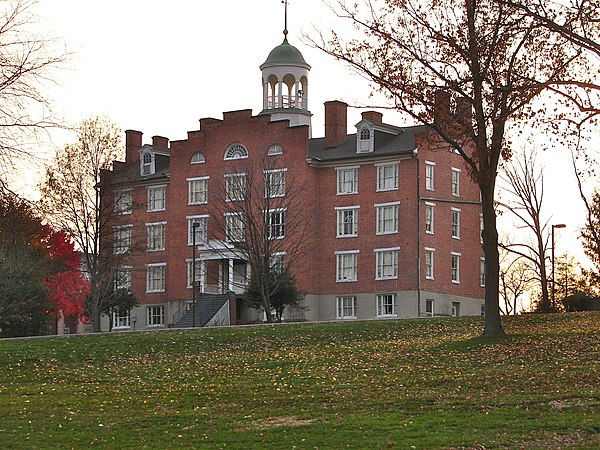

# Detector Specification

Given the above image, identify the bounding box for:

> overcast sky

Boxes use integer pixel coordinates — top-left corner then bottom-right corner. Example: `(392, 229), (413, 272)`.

(17, 0), (593, 267)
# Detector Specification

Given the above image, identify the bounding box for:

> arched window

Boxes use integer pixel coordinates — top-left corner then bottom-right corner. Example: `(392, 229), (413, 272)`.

(191, 152), (205, 164)
(141, 152), (153, 175)
(224, 143), (248, 160)
(360, 128), (371, 140)
(267, 145), (283, 156)
(358, 127), (373, 153)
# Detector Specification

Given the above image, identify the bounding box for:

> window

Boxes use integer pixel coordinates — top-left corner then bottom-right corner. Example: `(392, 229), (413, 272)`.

(358, 127), (371, 153)
(270, 252), (286, 273)
(113, 225), (132, 254)
(114, 266), (132, 291)
(191, 152), (205, 164)
(267, 209), (286, 239)
(146, 263), (166, 293)
(376, 202), (399, 234)
(377, 163), (398, 191)
(147, 185), (166, 212)
(224, 143), (248, 160)
(336, 251), (358, 282)
(425, 162), (435, 191)
(225, 173), (246, 201)
(425, 203), (435, 234)
(337, 167), (358, 194)
(451, 208), (461, 239)
(141, 152), (153, 175)
(375, 248), (399, 280)
(226, 213), (245, 242)
(146, 222), (166, 251)
(112, 308), (131, 329)
(147, 305), (165, 327)
(336, 296), (357, 319)
(336, 207), (359, 237)
(451, 253), (461, 283)
(268, 144), (283, 156)
(425, 248), (435, 280)
(480, 257), (486, 287)
(188, 177), (208, 205)
(425, 299), (434, 317)
(264, 169), (286, 198)
(115, 190), (132, 215)
(186, 259), (203, 289)
(187, 216), (208, 245)
(452, 302), (461, 317)
(451, 168), (461, 196)
(480, 213), (484, 244)
(377, 294), (397, 317)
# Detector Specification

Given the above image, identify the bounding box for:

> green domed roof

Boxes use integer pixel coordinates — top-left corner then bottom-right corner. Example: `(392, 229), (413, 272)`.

(261, 38), (310, 68)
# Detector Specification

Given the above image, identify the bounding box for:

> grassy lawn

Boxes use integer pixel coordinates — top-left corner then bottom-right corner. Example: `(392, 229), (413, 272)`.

(0, 312), (599, 449)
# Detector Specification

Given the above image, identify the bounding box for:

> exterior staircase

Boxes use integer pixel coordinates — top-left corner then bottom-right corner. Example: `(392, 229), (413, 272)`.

(173, 294), (229, 328)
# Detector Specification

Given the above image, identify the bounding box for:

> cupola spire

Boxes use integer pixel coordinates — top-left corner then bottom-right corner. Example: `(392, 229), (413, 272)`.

(283, 0), (289, 42)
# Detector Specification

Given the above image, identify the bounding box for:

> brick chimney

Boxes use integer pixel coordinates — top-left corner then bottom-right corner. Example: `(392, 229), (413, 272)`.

(152, 135), (169, 149)
(324, 100), (348, 149)
(433, 90), (451, 126)
(125, 130), (142, 165)
(361, 111), (383, 123)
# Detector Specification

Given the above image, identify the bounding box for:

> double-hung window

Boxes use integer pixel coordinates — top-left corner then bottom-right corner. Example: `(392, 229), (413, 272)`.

(147, 305), (165, 327)
(336, 206), (359, 237)
(225, 173), (246, 201)
(375, 248), (399, 280)
(114, 266), (132, 291)
(376, 163), (398, 191)
(188, 177), (208, 205)
(451, 168), (461, 196)
(451, 208), (461, 239)
(147, 185), (166, 211)
(451, 252), (461, 284)
(146, 222), (166, 251)
(480, 257), (486, 287)
(425, 203), (435, 234)
(336, 251), (358, 282)
(115, 190), (132, 215)
(186, 259), (203, 289)
(425, 248), (435, 280)
(187, 216), (208, 245)
(336, 296), (357, 319)
(377, 294), (397, 317)
(376, 202), (399, 234)
(146, 263), (166, 293)
(337, 167), (358, 195)
(264, 169), (286, 198)
(112, 308), (131, 329)
(267, 209), (286, 239)
(225, 213), (245, 242)
(425, 162), (435, 191)
(113, 225), (132, 254)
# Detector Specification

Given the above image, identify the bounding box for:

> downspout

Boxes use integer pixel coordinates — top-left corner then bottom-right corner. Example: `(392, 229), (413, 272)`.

(414, 149), (421, 318)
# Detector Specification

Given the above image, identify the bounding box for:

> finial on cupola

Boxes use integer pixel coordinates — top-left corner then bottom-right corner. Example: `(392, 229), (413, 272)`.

(282, 0), (289, 42)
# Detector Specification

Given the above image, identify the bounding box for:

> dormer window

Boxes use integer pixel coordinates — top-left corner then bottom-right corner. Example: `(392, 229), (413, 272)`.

(224, 143), (248, 160)
(141, 151), (154, 176)
(191, 152), (205, 164)
(357, 126), (373, 153)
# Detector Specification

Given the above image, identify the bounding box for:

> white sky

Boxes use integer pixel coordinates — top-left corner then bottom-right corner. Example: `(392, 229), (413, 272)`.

(15, 0), (596, 269)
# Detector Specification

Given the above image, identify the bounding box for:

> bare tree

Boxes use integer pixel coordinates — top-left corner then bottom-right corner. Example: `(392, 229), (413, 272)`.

(208, 155), (311, 322)
(0, 0), (67, 179)
(310, 0), (597, 336)
(38, 116), (133, 332)
(499, 251), (535, 315)
(498, 149), (552, 310)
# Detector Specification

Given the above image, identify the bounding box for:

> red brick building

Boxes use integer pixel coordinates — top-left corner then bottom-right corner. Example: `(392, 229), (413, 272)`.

(99, 34), (484, 330)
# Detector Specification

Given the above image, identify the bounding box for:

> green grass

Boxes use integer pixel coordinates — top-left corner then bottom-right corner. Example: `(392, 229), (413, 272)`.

(0, 313), (599, 449)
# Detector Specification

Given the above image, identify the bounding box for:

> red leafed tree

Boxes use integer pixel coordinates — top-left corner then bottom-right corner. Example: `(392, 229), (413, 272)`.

(39, 226), (90, 321)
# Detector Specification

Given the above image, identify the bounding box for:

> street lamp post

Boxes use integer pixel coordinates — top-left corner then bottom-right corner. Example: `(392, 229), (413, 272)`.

(551, 223), (566, 310)
(192, 221), (200, 328)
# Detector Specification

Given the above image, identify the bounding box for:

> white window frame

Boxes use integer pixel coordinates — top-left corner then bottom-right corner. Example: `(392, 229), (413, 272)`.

(358, 127), (372, 153)
(336, 166), (358, 195)
(141, 151), (154, 176)
(270, 252), (286, 273)
(451, 208), (461, 239)
(267, 144), (283, 156)
(336, 250), (359, 282)
(147, 185), (166, 212)
(267, 208), (286, 240)
(425, 161), (435, 191)
(191, 152), (205, 164)
(188, 177), (209, 205)
(225, 212), (245, 242)
(146, 263), (166, 293)
(425, 247), (435, 280)
(264, 169), (287, 198)
(114, 266), (132, 291)
(336, 206), (359, 238)
(451, 252), (461, 284)
(115, 189), (132, 215)
(452, 301), (461, 317)
(112, 308), (131, 329)
(480, 213), (484, 244)
(147, 305), (165, 327)
(187, 215), (208, 246)
(376, 202), (399, 235)
(376, 163), (398, 191)
(186, 259), (204, 289)
(425, 202), (435, 234)
(146, 221), (166, 252)
(425, 298), (435, 317)
(225, 173), (246, 202)
(224, 143), (248, 160)
(113, 225), (132, 255)
(480, 257), (486, 287)
(336, 296), (357, 319)
(451, 167), (461, 197)
(375, 248), (399, 280)
(376, 293), (397, 317)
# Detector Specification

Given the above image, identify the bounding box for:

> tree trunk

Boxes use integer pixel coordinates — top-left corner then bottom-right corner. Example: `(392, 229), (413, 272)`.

(91, 292), (101, 332)
(481, 184), (506, 337)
